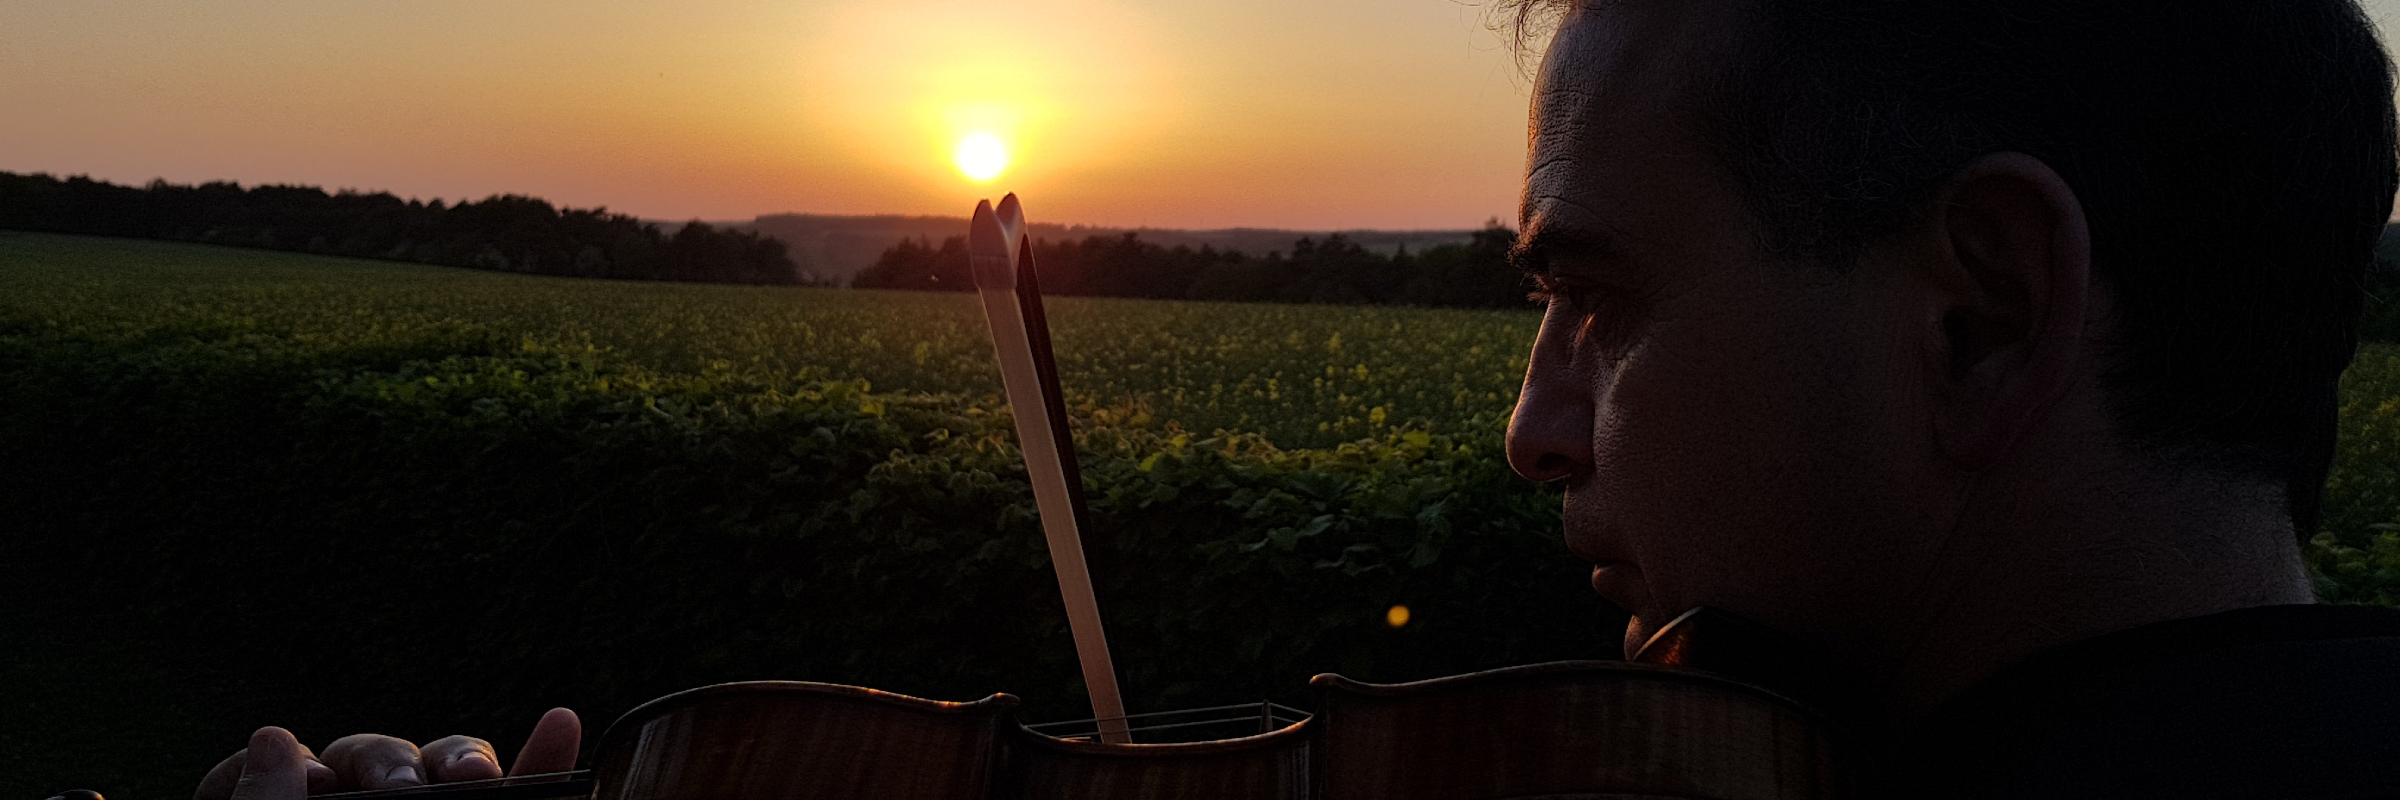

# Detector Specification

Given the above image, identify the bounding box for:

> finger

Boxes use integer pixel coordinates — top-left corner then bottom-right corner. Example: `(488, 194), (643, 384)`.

(223, 728), (306, 800)
(420, 736), (502, 783)
(508, 708), (581, 776)
(197, 736), (335, 800)
(320, 734), (424, 790)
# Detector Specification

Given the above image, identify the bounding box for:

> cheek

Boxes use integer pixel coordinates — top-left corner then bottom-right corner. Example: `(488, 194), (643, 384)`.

(1580, 311), (1880, 612)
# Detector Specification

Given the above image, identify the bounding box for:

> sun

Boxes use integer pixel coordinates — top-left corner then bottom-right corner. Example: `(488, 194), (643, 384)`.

(954, 132), (1011, 183)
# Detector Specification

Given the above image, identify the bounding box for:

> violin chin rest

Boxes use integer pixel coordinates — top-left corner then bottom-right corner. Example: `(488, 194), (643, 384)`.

(1636, 605), (1868, 722)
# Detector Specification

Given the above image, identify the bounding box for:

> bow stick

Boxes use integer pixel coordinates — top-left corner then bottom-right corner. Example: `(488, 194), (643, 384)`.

(969, 194), (1132, 744)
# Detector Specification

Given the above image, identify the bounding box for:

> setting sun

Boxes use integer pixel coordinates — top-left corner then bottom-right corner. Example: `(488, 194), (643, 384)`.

(955, 132), (1010, 183)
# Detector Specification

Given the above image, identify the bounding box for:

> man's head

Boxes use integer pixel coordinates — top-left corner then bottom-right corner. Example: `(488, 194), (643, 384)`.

(1502, 0), (2395, 674)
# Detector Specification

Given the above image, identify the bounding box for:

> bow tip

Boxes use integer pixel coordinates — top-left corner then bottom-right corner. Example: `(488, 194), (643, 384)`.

(968, 199), (1016, 289)
(994, 194), (1026, 236)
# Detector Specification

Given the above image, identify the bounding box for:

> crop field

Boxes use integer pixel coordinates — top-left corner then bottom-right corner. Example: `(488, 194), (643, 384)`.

(3, 231), (2398, 798)
(0, 233), (1533, 449)
(4, 232), (2390, 536)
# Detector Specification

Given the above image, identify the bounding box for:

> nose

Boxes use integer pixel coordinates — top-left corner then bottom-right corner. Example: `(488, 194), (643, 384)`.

(1506, 310), (1597, 483)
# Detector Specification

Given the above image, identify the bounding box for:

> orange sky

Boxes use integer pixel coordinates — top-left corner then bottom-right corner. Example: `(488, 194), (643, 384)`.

(9, 1), (2399, 229)
(0, 0), (1540, 230)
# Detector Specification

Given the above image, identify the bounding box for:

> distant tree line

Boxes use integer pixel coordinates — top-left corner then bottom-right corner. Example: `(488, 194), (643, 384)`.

(851, 224), (1533, 309)
(0, 172), (807, 286)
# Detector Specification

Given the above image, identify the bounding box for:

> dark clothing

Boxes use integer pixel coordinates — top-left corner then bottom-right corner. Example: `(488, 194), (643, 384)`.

(1899, 604), (2400, 798)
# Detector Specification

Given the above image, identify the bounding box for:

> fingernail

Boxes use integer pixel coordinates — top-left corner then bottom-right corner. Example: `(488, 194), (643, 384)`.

(452, 753), (494, 769)
(382, 765), (422, 786)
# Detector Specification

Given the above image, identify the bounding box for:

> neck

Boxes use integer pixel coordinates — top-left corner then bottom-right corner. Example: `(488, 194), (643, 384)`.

(1872, 419), (2317, 728)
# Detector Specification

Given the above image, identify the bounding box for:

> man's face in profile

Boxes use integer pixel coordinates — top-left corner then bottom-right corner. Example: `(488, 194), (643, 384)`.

(1505, 0), (1960, 659)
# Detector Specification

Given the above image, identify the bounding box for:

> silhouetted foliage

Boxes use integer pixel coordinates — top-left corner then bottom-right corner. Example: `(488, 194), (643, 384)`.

(850, 234), (974, 292)
(2365, 224), (2400, 344)
(0, 172), (809, 285)
(856, 220), (1530, 310)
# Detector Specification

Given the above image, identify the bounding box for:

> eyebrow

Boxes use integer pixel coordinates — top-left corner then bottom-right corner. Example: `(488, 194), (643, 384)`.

(1508, 220), (1628, 277)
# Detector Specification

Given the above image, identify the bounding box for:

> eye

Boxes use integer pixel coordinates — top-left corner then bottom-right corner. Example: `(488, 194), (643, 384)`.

(1528, 273), (1643, 356)
(1525, 273), (1594, 309)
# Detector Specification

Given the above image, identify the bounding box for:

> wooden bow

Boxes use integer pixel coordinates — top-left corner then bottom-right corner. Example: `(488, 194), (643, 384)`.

(968, 194), (1131, 744)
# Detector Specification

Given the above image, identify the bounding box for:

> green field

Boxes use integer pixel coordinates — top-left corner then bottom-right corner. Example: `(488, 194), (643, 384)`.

(4, 232), (2389, 538)
(3, 232), (2397, 799)
(0, 232), (1535, 449)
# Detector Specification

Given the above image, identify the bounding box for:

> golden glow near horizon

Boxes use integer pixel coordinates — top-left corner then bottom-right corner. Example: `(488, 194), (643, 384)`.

(0, 0), (1584, 229)
(954, 133), (1012, 183)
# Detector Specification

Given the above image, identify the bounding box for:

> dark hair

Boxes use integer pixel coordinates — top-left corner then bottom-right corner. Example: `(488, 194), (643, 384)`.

(1506, 0), (2398, 536)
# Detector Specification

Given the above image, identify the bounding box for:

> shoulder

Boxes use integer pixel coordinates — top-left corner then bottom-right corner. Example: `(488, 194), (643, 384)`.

(1904, 604), (2400, 799)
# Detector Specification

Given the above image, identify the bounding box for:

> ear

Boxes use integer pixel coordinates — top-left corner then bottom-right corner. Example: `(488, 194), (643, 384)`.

(1917, 152), (2092, 471)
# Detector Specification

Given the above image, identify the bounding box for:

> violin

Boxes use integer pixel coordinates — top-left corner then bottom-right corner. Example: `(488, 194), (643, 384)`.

(207, 196), (1866, 800)
(288, 605), (1854, 800)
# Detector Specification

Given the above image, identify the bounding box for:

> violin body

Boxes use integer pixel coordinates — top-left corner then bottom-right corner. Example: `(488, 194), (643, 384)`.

(592, 683), (1020, 800)
(565, 611), (1852, 800)
(296, 609), (1851, 800)
(1305, 660), (1844, 799)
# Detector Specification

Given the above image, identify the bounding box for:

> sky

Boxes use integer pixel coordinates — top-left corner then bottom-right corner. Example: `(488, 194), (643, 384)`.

(0, 0), (1537, 231)
(5, 1), (2399, 231)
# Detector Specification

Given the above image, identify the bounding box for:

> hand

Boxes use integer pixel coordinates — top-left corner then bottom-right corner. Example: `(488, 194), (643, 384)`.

(195, 708), (581, 800)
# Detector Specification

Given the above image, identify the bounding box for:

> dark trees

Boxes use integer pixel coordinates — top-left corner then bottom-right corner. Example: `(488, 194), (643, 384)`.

(0, 172), (808, 286)
(855, 221), (1531, 311)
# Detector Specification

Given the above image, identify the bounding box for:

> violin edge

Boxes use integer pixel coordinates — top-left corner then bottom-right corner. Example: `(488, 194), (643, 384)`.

(1309, 658), (1846, 729)
(593, 680), (1022, 754)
